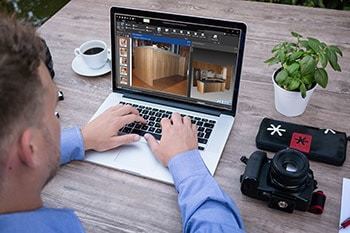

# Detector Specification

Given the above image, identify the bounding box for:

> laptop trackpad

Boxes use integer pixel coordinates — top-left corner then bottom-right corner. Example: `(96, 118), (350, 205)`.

(114, 141), (173, 182)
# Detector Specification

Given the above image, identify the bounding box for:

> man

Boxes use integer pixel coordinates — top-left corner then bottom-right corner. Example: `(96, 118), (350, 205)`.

(0, 15), (245, 232)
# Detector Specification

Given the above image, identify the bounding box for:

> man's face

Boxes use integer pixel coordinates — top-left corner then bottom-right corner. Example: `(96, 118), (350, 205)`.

(36, 62), (61, 186)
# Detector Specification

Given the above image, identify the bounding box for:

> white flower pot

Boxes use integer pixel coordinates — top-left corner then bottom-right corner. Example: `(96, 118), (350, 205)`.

(272, 70), (316, 117)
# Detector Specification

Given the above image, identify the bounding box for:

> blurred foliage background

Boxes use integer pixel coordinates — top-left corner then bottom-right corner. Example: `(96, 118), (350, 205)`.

(0, 0), (70, 26)
(0, 0), (349, 28)
(248, 0), (350, 10)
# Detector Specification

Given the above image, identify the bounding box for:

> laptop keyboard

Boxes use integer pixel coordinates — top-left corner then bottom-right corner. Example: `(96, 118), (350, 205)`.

(118, 101), (216, 150)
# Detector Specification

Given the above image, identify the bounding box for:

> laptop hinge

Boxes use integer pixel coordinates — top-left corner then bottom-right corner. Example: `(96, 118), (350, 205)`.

(123, 93), (221, 117)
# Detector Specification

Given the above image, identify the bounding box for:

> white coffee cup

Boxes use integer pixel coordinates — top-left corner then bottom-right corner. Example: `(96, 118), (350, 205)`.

(74, 40), (108, 69)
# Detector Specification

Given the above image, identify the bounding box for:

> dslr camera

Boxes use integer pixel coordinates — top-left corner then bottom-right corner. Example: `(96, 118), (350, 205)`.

(240, 148), (317, 213)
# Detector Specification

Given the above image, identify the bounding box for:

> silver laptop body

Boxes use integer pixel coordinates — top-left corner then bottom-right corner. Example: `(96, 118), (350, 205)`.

(85, 7), (247, 184)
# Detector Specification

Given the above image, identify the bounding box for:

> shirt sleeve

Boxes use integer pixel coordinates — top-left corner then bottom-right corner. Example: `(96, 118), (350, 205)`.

(60, 127), (85, 165)
(168, 149), (245, 233)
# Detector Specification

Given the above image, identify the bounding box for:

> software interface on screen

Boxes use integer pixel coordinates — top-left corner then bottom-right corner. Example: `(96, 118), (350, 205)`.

(113, 13), (241, 109)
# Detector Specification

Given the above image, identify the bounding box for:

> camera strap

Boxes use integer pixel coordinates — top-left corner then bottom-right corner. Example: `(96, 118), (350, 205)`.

(308, 190), (326, 214)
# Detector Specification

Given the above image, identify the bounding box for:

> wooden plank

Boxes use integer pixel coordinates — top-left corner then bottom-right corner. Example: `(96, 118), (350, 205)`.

(38, 0), (350, 232)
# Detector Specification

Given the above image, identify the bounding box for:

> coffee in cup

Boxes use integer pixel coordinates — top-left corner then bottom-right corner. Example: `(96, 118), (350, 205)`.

(83, 47), (104, 55)
(74, 40), (108, 69)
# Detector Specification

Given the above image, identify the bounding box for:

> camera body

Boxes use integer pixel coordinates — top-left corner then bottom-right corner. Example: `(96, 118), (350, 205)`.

(240, 148), (317, 213)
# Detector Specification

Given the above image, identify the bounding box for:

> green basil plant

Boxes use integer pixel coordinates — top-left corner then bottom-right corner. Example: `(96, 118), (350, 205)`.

(265, 32), (343, 98)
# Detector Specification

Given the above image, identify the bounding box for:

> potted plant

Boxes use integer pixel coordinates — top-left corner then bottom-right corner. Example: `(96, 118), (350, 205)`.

(265, 32), (343, 117)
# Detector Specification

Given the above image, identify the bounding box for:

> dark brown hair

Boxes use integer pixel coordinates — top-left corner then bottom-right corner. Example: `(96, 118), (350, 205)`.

(0, 14), (45, 153)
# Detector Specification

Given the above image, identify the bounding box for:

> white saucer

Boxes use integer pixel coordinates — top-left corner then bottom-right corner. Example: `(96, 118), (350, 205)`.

(72, 55), (111, 77)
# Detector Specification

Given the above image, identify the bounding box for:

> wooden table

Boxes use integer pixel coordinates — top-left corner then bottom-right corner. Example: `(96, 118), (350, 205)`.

(39, 0), (350, 232)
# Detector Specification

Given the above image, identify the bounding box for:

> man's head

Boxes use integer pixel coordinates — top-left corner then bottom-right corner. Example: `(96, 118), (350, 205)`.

(0, 14), (60, 207)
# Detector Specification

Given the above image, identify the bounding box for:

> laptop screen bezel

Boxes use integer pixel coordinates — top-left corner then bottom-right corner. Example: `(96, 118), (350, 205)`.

(110, 7), (246, 117)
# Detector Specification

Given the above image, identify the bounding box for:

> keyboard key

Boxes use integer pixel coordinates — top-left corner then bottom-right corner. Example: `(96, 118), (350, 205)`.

(205, 128), (212, 134)
(209, 120), (216, 123)
(148, 121), (155, 126)
(152, 108), (159, 111)
(139, 105), (145, 109)
(159, 110), (165, 113)
(196, 121), (203, 126)
(155, 128), (162, 134)
(142, 110), (149, 115)
(198, 127), (205, 132)
(204, 123), (214, 128)
(119, 101), (125, 104)
(149, 116), (156, 121)
(149, 127), (155, 132)
(155, 123), (161, 128)
(202, 119), (208, 122)
(156, 117), (161, 122)
(197, 132), (204, 138)
(205, 129), (212, 139)
(149, 111), (156, 116)
(166, 111), (172, 114)
(132, 104), (138, 107)
(141, 125), (148, 130)
(134, 124), (142, 129)
(155, 112), (162, 117)
(198, 138), (208, 144)
(198, 146), (205, 151)
(191, 119), (196, 124)
(194, 117), (201, 120)
(144, 115), (149, 120)
(131, 128), (146, 136)
(121, 127), (132, 133)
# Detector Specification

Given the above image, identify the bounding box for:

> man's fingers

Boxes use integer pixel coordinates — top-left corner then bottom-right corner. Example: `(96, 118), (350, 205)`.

(183, 116), (192, 128)
(171, 112), (182, 126)
(192, 124), (197, 133)
(118, 114), (146, 127)
(99, 105), (123, 117)
(111, 134), (140, 148)
(107, 104), (124, 112)
(114, 104), (139, 116)
(160, 118), (172, 130)
(144, 133), (160, 154)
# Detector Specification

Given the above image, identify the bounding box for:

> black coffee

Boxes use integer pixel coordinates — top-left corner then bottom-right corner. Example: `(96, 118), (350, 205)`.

(83, 47), (104, 55)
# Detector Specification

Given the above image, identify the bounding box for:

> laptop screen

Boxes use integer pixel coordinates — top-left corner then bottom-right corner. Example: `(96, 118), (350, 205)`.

(111, 8), (246, 111)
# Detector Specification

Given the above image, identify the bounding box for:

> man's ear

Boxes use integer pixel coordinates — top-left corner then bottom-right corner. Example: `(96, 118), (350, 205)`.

(18, 129), (36, 168)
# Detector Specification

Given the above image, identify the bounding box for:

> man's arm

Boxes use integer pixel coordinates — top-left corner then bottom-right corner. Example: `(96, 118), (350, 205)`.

(169, 150), (245, 232)
(144, 113), (245, 232)
(60, 105), (145, 165)
(60, 127), (85, 165)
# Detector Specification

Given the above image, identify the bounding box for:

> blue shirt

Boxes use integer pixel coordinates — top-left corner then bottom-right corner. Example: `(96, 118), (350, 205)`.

(0, 127), (245, 233)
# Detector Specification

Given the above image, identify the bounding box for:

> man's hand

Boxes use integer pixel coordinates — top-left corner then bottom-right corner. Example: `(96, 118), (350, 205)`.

(144, 112), (197, 166)
(81, 105), (146, 151)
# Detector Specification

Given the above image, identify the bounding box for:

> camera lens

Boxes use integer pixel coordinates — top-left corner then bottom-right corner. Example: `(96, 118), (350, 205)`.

(270, 148), (309, 191)
(283, 162), (297, 172)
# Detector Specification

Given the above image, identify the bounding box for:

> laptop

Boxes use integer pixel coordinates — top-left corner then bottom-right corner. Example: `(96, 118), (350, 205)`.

(85, 7), (247, 184)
